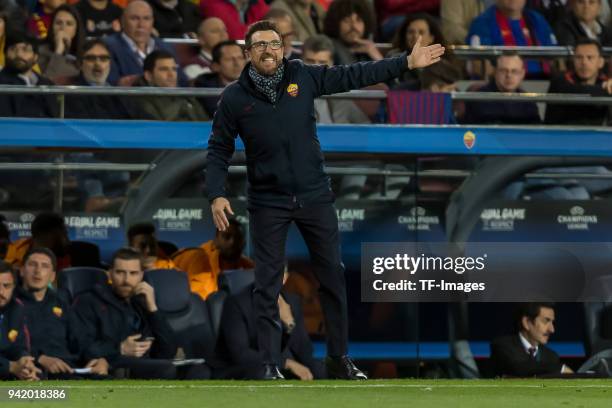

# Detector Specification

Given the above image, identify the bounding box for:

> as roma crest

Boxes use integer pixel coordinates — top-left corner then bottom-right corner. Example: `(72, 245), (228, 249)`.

(287, 83), (299, 97)
(463, 131), (476, 149)
(8, 329), (18, 343)
(53, 306), (63, 318)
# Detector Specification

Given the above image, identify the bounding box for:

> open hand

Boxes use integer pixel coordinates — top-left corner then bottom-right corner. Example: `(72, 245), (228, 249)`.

(211, 197), (234, 231)
(407, 35), (445, 69)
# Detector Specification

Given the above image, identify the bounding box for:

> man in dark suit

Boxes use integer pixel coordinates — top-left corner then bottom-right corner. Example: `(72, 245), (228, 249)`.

(0, 32), (57, 118)
(215, 271), (326, 380)
(103, 0), (185, 85)
(491, 302), (574, 377)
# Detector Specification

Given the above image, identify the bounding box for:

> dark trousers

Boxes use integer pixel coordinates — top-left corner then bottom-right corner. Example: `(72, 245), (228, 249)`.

(249, 202), (348, 366)
(112, 357), (211, 379)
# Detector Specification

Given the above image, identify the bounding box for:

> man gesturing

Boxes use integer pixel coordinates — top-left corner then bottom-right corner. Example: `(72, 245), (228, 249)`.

(208, 20), (444, 380)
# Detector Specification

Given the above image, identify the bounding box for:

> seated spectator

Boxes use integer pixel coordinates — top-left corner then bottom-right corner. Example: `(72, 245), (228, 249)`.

(5, 212), (71, 272)
(323, 0), (383, 65)
(104, 0), (185, 85)
(388, 13), (448, 84)
(440, 0), (486, 45)
(527, 0), (569, 25)
(215, 270), (326, 380)
(302, 34), (370, 123)
(463, 52), (541, 124)
(265, 8), (301, 60)
(135, 50), (209, 121)
(491, 302), (573, 377)
(69, 247), (210, 379)
(148, 0), (201, 38)
(201, 0), (269, 40)
(193, 40), (245, 117)
(545, 38), (612, 125)
(419, 59), (462, 92)
(17, 248), (108, 378)
(75, 0), (122, 37)
(173, 218), (254, 300)
(467, 0), (557, 78)
(27, 0), (67, 39)
(387, 60), (461, 124)
(64, 39), (142, 119)
(127, 222), (175, 270)
(556, 0), (612, 47)
(269, 0), (325, 42)
(375, 0), (441, 41)
(0, 261), (40, 380)
(0, 32), (58, 118)
(37, 5), (85, 80)
(183, 17), (229, 80)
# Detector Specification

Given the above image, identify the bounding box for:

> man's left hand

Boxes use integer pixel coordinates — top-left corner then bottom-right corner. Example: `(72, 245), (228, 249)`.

(133, 281), (157, 312)
(407, 35), (445, 70)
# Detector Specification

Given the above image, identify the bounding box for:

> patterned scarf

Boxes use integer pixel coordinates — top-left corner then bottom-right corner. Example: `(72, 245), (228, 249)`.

(248, 63), (285, 104)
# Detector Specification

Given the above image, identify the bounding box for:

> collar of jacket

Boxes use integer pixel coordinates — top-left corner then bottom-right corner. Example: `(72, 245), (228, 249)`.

(92, 283), (138, 312)
(16, 286), (55, 304)
(238, 58), (291, 103)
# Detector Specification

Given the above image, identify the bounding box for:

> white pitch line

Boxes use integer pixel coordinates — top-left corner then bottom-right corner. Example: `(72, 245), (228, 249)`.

(29, 384), (612, 390)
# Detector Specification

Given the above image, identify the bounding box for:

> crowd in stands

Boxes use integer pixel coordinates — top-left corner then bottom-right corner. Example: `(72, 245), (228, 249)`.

(0, 0), (611, 124)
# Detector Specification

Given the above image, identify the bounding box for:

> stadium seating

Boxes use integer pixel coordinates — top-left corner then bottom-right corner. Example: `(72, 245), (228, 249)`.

(144, 269), (216, 360)
(217, 268), (255, 295)
(57, 266), (108, 304)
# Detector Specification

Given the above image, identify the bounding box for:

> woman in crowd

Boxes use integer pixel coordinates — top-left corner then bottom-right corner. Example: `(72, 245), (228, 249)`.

(388, 13), (450, 85)
(37, 4), (85, 80)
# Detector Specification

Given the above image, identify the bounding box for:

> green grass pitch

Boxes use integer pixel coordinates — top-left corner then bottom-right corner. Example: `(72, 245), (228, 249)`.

(2, 379), (611, 408)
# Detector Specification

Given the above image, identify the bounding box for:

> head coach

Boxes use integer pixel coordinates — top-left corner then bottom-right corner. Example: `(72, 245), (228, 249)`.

(206, 19), (444, 380)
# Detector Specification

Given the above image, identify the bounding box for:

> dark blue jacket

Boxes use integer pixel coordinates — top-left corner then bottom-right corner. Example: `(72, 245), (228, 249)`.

(215, 284), (324, 378)
(0, 297), (29, 379)
(17, 287), (77, 365)
(206, 54), (408, 209)
(104, 32), (187, 86)
(68, 283), (177, 364)
(462, 81), (541, 125)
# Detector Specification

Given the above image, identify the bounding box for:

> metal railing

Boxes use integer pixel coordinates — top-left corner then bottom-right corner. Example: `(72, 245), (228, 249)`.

(160, 37), (612, 58)
(1, 85), (611, 120)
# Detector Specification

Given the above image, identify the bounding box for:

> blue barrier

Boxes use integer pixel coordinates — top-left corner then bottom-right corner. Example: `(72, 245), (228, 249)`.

(2, 118), (612, 156)
(312, 341), (585, 360)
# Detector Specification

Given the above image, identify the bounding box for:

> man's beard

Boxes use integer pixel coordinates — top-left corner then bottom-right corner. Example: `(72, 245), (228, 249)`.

(7, 58), (34, 74)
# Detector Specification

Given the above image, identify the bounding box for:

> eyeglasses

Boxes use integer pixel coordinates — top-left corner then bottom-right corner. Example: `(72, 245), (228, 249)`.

(82, 55), (111, 62)
(249, 40), (283, 51)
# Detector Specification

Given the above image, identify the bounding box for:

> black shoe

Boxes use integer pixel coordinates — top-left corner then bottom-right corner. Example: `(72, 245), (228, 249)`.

(326, 356), (368, 380)
(262, 364), (285, 380)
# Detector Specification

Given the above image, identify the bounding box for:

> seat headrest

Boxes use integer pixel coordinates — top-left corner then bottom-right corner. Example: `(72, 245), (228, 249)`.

(144, 269), (191, 313)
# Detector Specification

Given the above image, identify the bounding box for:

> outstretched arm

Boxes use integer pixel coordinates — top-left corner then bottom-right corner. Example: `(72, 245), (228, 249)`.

(306, 35), (445, 96)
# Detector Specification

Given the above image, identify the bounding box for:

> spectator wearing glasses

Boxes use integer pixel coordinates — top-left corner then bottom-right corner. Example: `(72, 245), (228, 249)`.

(463, 52), (541, 124)
(64, 39), (140, 119)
